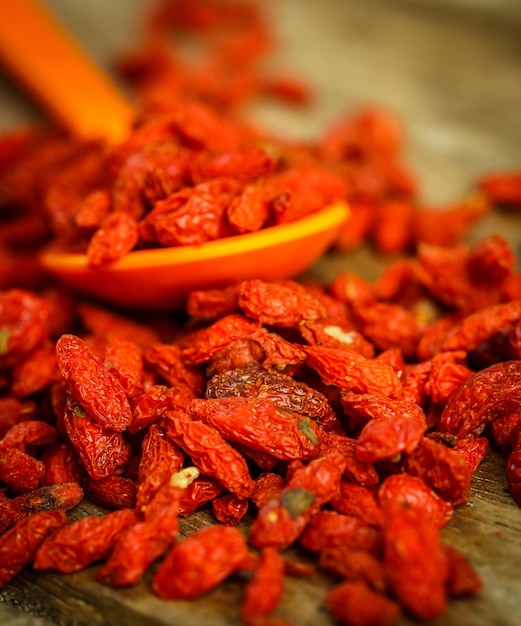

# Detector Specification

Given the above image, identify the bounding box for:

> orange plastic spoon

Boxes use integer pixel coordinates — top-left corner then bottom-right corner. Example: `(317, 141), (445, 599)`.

(0, 0), (349, 310)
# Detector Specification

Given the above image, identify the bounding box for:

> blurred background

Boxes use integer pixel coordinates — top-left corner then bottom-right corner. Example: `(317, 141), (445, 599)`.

(1, 0), (520, 205)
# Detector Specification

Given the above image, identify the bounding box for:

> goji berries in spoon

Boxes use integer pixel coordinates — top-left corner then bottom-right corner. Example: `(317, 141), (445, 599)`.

(0, 0), (349, 309)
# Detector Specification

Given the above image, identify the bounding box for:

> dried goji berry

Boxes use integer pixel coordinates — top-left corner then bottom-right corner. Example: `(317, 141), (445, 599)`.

(242, 548), (285, 621)
(145, 343), (205, 394)
(325, 580), (400, 626)
(63, 391), (130, 480)
(340, 391), (425, 436)
(267, 167), (347, 224)
(415, 240), (502, 314)
(372, 199), (414, 256)
(331, 482), (384, 528)
(251, 472), (285, 509)
(87, 211), (139, 267)
(440, 360), (521, 438)
(34, 508), (136, 573)
(206, 365), (337, 431)
(454, 436), (488, 476)
(383, 502), (448, 620)
(0, 419), (58, 451)
(250, 455), (345, 551)
(165, 413), (254, 499)
(190, 146), (276, 184)
(478, 169), (521, 208)
(0, 445), (45, 493)
(299, 511), (380, 554)
(315, 432), (379, 487)
(41, 441), (83, 486)
(129, 384), (194, 433)
(490, 412), (521, 451)
(181, 313), (260, 364)
(11, 343), (59, 398)
(227, 182), (271, 233)
(250, 328), (308, 371)
(0, 490), (17, 533)
(378, 474), (453, 528)
(414, 196), (489, 249)
(0, 510), (67, 588)
(444, 544), (482, 597)
(238, 279), (326, 328)
(0, 3), (520, 619)
(84, 474), (137, 510)
(467, 234), (516, 284)
(355, 415), (425, 464)
(0, 289), (50, 368)
(441, 300), (521, 354)
(75, 189), (111, 228)
(403, 437), (470, 506)
(103, 336), (144, 397)
(152, 525), (251, 599)
(205, 336), (265, 376)
(186, 284), (240, 319)
(320, 547), (386, 593)
(249, 497), (309, 552)
(177, 475), (224, 517)
(191, 396), (320, 461)
(97, 484), (181, 587)
(416, 315), (460, 362)
(350, 300), (423, 360)
(333, 200), (376, 252)
(299, 320), (375, 359)
(136, 423), (184, 512)
(305, 345), (402, 398)
(140, 178), (241, 246)
(424, 359), (473, 405)
(212, 493), (249, 526)
(261, 73), (311, 105)
(56, 334), (132, 431)
(9, 482), (83, 521)
(374, 348), (406, 379)
(320, 107), (404, 164)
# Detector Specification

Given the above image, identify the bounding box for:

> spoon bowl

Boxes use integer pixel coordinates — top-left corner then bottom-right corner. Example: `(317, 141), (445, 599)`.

(41, 202), (349, 310)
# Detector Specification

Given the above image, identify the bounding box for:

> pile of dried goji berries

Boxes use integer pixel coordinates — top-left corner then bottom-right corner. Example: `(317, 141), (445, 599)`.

(2, 1), (521, 626)
(2, 235), (521, 624)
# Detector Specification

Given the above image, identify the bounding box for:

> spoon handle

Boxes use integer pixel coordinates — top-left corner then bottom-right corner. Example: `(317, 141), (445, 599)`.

(0, 0), (134, 142)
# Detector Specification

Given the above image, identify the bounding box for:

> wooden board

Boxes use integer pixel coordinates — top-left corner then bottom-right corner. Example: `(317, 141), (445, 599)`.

(1, 1), (521, 625)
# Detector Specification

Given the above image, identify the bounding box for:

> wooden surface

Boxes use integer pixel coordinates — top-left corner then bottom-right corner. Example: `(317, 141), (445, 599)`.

(1, 1), (521, 625)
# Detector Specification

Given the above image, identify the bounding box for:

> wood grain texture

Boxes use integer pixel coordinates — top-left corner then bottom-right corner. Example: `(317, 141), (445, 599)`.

(1, 0), (521, 625)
